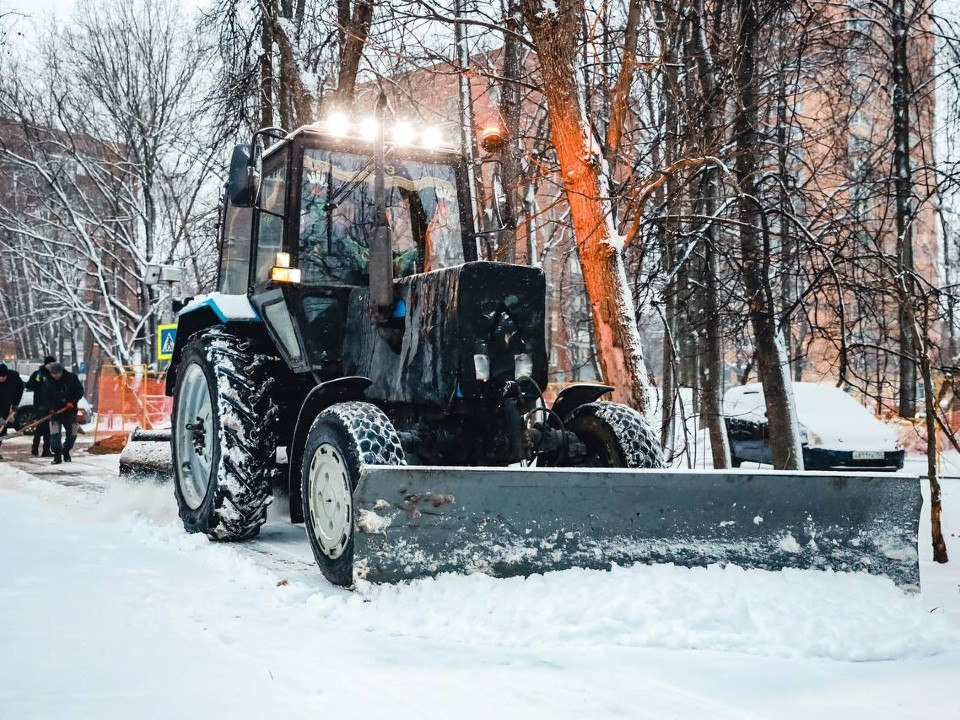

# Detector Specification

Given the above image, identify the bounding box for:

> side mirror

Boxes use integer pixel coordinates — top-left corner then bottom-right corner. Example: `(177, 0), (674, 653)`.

(226, 144), (260, 207)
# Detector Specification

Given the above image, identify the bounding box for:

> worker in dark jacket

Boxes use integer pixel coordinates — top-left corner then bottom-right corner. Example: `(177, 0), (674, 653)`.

(0, 364), (25, 459)
(39, 362), (84, 464)
(0, 363), (24, 424)
(25, 355), (55, 457)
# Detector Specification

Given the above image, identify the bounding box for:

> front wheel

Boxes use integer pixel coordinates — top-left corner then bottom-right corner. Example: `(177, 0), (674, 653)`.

(301, 402), (405, 587)
(545, 401), (665, 469)
(172, 327), (286, 541)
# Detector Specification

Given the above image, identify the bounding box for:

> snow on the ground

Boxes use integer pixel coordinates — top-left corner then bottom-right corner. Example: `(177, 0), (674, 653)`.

(1, 446), (960, 719)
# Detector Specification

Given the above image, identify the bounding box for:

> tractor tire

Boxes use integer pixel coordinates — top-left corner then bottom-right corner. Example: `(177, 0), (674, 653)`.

(172, 326), (286, 541)
(301, 402), (405, 587)
(551, 400), (665, 469)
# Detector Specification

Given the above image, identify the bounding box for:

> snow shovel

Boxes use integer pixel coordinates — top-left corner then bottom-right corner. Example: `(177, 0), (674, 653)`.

(351, 466), (924, 590)
(0, 406), (69, 447)
(0, 406), (69, 459)
(118, 427), (173, 482)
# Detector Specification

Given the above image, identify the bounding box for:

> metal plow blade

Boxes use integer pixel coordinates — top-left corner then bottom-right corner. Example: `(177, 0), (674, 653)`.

(118, 427), (173, 483)
(353, 467), (923, 590)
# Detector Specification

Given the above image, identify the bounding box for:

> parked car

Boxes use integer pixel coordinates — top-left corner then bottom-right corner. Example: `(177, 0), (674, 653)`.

(723, 382), (904, 471)
(13, 374), (91, 432)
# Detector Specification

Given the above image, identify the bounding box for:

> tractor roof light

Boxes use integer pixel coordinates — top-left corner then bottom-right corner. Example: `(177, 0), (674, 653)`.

(325, 112), (349, 137)
(420, 126), (444, 148)
(391, 121), (415, 146)
(315, 113), (449, 150)
(359, 117), (379, 141)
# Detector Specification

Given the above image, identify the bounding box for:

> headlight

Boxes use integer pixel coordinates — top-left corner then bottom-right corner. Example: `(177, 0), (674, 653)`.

(270, 266), (301, 283)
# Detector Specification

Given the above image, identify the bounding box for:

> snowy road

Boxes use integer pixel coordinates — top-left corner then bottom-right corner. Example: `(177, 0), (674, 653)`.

(1, 434), (959, 719)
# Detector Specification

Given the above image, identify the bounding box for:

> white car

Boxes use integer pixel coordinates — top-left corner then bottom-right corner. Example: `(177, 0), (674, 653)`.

(723, 382), (904, 471)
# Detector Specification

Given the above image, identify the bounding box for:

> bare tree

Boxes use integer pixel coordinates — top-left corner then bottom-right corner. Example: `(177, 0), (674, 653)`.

(206, 0), (379, 131)
(521, 0), (655, 412)
(0, 0), (223, 369)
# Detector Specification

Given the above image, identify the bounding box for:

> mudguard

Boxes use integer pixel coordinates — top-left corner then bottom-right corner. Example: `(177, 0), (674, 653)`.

(352, 466), (923, 590)
(165, 293), (261, 394)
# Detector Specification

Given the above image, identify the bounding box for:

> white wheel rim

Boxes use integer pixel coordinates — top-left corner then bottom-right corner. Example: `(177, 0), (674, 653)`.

(175, 362), (215, 510)
(307, 442), (353, 559)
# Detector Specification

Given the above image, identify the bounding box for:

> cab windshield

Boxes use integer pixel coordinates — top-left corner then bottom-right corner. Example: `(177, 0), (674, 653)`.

(298, 148), (464, 285)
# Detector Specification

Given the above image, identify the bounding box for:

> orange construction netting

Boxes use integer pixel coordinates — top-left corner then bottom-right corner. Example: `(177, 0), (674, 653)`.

(93, 365), (172, 445)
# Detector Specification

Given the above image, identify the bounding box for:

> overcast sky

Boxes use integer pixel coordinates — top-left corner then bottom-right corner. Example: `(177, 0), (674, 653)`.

(3, 0), (209, 50)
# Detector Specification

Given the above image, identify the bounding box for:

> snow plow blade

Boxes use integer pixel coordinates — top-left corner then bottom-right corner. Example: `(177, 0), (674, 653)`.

(353, 467), (923, 590)
(118, 427), (173, 483)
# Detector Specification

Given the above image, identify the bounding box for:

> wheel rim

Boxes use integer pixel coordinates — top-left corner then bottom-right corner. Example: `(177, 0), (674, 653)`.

(307, 442), (353, 560)
(175, 362), (215, 510)
(561, 419), (622, 468)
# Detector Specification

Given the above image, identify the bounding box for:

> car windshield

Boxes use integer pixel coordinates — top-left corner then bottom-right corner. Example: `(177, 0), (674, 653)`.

(298, 148), (464, 285)
(727, 384), (878, 426)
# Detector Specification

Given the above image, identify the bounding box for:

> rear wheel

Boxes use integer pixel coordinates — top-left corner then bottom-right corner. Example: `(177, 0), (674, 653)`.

(301, 402), (405, 587)
(172, 327), (286, 541)
(548, 400), (665, 468)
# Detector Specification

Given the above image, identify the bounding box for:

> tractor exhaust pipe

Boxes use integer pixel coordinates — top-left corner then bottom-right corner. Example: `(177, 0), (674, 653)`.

(369, 91), (394, 322)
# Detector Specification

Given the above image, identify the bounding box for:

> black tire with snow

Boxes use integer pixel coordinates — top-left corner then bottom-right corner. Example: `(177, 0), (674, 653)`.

(301, 401), (405, 587)
(551, 400), (665, 468)
(172, 327), (286, 541)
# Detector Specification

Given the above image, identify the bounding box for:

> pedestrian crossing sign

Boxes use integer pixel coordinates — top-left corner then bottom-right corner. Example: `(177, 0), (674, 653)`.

(158, 324), (178, 361)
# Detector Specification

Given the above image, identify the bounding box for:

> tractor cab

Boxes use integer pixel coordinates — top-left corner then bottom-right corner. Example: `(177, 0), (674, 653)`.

(216, 124), (483, 377)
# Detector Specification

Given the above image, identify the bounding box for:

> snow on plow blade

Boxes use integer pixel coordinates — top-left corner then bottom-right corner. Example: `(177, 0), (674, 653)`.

(118, 427), (173, 482)
(353, 467), (923, 590)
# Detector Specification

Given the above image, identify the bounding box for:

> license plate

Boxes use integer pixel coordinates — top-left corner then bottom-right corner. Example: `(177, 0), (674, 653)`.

(852, 451), (884, 460)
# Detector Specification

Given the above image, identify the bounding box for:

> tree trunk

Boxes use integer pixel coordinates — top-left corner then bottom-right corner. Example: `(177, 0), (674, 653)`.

(522, 0), (653, 413)
(919, 295), (948, 563)
(733, 0), (803, 469)
(891, 0), (917, 418)
(264, 7), (314, 127)
(498, 0), (524, 263)
(259, 10), (274, 128)
(657, 7), (680, 451)
(334, 0), (374, 107)
(690, 0), (730, 468)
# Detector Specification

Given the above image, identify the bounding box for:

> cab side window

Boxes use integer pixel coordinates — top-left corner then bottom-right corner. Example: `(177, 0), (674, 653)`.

(218, 200), (252, 294)
(254, 158), (288, 282)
